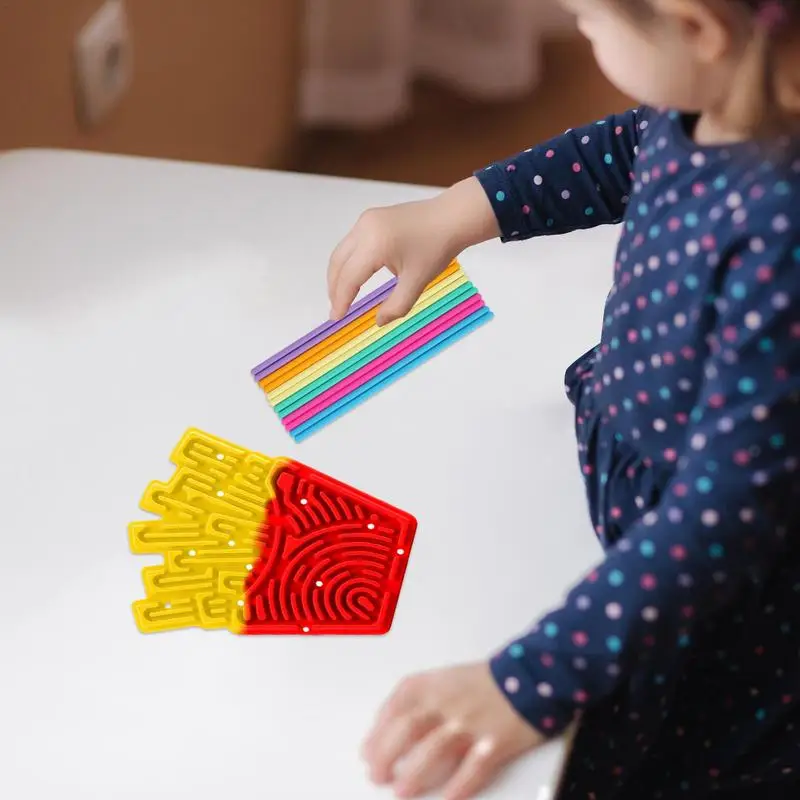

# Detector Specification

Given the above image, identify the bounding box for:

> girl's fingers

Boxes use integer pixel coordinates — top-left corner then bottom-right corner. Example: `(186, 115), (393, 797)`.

(328, 247), (382, 321)
(441, 738), (506, 800)
(392, 725), (471, 798)
(375, 269), (429, 326)
(366, 712), (440, 786)
(327, 231), (357, 307)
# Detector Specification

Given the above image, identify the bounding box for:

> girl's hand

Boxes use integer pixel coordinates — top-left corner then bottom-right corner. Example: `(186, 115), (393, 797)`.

(361, 662), (545, 799)
(327, 177), (499, 326)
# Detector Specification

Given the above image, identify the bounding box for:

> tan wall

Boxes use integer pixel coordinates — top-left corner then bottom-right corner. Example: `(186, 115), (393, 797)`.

(0, 0), (303, 168)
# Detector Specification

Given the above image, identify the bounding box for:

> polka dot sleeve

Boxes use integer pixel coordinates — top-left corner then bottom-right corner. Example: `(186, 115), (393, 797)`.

(474, 108), (646, 243)
(491, 235), (800, 738)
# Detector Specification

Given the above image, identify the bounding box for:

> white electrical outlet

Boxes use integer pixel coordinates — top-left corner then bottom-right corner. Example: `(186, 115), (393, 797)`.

(74, 0), (133, 128)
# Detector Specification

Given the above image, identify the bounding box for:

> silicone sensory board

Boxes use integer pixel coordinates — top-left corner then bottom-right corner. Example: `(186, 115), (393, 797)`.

(129, 429), (417, 635)
(251, 260), (493, 441)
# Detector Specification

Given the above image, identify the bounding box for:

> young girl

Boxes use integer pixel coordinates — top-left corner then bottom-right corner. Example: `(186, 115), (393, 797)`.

(327, 1), (800, 798)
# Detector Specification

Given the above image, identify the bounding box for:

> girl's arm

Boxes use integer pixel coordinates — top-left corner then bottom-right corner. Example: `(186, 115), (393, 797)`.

(490, 232), (800, 737)
(475, 108), (645, 243)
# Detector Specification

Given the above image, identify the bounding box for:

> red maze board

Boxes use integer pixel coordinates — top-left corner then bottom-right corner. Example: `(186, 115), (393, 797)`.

(129, 429), (417, 635)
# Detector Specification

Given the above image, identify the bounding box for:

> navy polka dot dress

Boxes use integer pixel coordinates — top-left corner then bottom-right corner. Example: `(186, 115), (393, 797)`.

(476, 108), (800, 798)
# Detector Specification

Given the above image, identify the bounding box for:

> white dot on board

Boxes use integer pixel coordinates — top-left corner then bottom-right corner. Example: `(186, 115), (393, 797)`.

(246, 564), (253, 571)
(164, 603), (171, 609)
(302, 626), (310, 633)
(237, 600), (244, 607)
(316, 580), (323, 587)
(228, 540), (236, 547)
(217, 491), (225, 497)
(188, 550), (196, 557)
(397, 549), (405, 555)
(300, 498), (308, 505)
(367, 523), (375, 530)
(216, 454), (224, 461)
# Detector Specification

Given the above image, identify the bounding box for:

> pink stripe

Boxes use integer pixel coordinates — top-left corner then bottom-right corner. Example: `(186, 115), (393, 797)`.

(283, 295), (485, 430)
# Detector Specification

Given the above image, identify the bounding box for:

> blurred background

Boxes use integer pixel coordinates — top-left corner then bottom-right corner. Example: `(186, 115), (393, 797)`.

(0, 0), (632, 187)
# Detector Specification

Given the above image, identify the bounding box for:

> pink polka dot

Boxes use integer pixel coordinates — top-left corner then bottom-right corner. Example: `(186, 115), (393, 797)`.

(670, 544), (688, 560)
(573, 690), (589, 703)
(541, 717), (556, 730)
(637, 391), (649, 403)
(673, 483), (688, 498)
(615, 126), (624, 134)
(723, 325), (738, 342)
(572, 162), (582, 173)
(667, 160), (680, 174)
(668, 217), (681, 232)
(692, 183), (707, 197)
(610, 506), (623, 519)
(506, 164), (516, 172)
(664, 448), (677, 462)
(734, 450), (750, 466)
(628, 329), (639, 343)
(545, 149), (555, 158)
(583, 464), (594, 475)
(682, 605), (695, 618)
(641, 574), (657, 590)
(708, 393), (726, 408)
(541, 653), (554, 668)
(701, 234), (716, 250)
(572, 631), (589, 647)
(522, 205), (531, 214)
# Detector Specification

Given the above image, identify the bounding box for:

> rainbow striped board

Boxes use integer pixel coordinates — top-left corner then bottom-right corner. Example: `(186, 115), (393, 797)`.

(251, 261), (493, 441)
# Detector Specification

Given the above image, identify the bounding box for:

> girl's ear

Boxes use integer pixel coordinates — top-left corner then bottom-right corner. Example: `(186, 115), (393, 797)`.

(652, 0), (734, 63)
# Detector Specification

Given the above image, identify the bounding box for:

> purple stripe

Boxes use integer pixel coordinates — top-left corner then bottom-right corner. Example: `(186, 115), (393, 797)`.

(251, 276), (398, 380)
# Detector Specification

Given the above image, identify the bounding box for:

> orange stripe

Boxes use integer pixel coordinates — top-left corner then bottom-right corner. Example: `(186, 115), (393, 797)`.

(259, 261), (461, 392)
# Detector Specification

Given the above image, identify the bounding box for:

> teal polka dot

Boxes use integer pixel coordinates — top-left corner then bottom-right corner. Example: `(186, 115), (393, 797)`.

(738, 377), (757, 394)
(684, 212), (699, 228)
(600, 471), (609, 485)
(770, 433), (785, 449)
(730, 282), (747, 300)
(585, 207), (594, 216)
(546, 219), (554, 227)
(713, 176), (728, 191)
(655, 674), (666, 685)
(615, 432), (624, 442)
(623, 398), (634, 411)
(596, 120), (607, 126)
(544, 622), (559, 638)
(638, 203), (649, 216)
(706, 460), (719, 472)
(684, 274), (700, 290)
(640, 540), (656, 557)
(659, 387), (671, 400)
(691, 407), (704, 423)
(709, 543), (725, 558)
(758, 338), (775, 353)
(509, 643), (525, 658)
(642, 327), (653, 341)
(606, 636), (622, 653)
(651, 289), (664, 303)
(649, 225), (661, 238)
(696, 476), (713, 493)
(793, 246), (800, 262)
(678, 634), (691, 648)
(775, 181), (791, 196)
(609, 569), (624, 587)
(627, 220), (635, 232)
(495, 191), (506, 202)
(611, 337), (620, 349)
(604, 153), (613, 164)
(756, 708), (766, 721)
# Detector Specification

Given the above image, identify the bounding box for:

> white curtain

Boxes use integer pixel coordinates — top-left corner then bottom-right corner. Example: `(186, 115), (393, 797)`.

(300, 0), (563, 129)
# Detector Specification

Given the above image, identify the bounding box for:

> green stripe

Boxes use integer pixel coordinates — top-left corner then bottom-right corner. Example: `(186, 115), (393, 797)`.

(274, 283), (478, 415)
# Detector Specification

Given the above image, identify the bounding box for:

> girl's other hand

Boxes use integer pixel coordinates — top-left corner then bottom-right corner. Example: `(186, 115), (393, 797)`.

(327, 177), (499, 326)
(361, 662), (545, 799)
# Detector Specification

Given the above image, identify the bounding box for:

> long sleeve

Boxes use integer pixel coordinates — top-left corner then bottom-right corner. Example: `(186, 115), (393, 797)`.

(475, 108), (645, 243)
(492, 234), (800, 737)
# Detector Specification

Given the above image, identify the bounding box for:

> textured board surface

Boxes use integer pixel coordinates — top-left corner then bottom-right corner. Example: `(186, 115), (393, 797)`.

(239, 461), (416, 635)
(252, 261), (493, 441)
(130, 429), (417, 635)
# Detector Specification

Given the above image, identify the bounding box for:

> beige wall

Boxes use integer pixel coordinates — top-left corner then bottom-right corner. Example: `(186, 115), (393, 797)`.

(0, 0), (303, 168)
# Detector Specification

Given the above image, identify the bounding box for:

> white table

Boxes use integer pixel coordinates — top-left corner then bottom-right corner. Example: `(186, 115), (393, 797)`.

(0, 149), (618, 799)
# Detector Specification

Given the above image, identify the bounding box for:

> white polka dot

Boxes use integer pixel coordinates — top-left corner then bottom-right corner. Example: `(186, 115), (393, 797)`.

(732, 208), (748, 225)
(640, 120), (649, 130)
(642, 606), (659, 622)
(750, 237), (766, 253)
(648, 256), (660, 270)
(533, 175), (543, 186)
(614, 367), (625, 380)
(717, 417), (734, 433)
(674, 313), (687, 328)
(772, 292), (790, 310)
(634, 263), (645, 277)
(686, 240), (700, 256)
(576, 594), (592, 610)
(651, 355), (662, 368)
(581, 135), (591, 144)
(691, 153), (706, 167)
(752, 471), (769, 486)
(653, 419), (667, 432)
(773, 214), (790, 233)
(607, 664), (621, 677)
(643, 511), (659, 526)
(634, 360), (646, 374)
(561, 189), (571, 200)
(752, 405), (769, 421)
(701, 509), (720, 527)
(691, 434), (707, 450)
(745, 311), (762, 330)
(606, 602), (623, 620)
(504, 677), (520, 694)
(573, 657), (588, 670)
(726, 192), (742, 209)
(537, 682), (554, 697)
(678, 379), (692, 391)
(740, 508), (755, 523)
